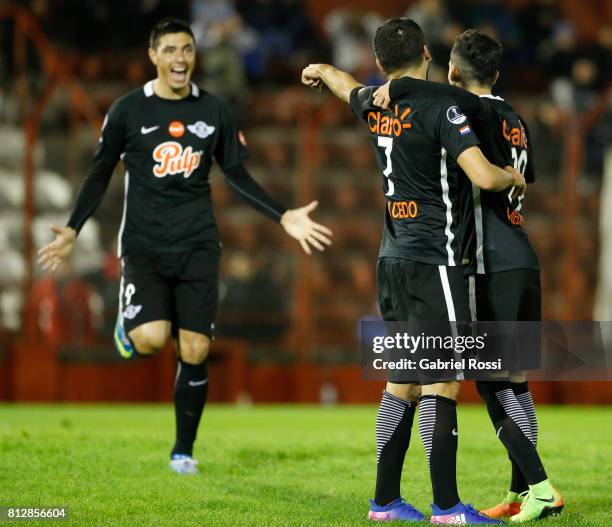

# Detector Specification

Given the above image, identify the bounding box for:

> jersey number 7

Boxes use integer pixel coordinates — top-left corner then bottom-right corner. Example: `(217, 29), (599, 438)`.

(377, 136), (395, 197)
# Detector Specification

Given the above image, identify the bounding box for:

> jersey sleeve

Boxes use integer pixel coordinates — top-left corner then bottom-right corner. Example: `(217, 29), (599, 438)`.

(389, 77), (488, 123)
(349, 86), (374, 123)
(214, 104), (249, 171)
(67, 99), (126, 233)
(429, 98), (480, 161)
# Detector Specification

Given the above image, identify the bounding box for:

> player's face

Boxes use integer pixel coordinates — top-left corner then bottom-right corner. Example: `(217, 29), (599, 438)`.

(149, 32), (196, 95)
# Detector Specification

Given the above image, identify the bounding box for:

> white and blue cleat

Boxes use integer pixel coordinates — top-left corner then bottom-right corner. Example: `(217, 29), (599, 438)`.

(169, 454), (199, 475)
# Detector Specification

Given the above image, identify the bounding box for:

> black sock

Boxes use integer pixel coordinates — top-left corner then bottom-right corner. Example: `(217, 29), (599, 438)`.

(374, 391), (416, 506)
(171, 359), (209, 458)
(509, 382), (539, 493)
(419, 395), (460, 510)
(476, 381), (546, 488)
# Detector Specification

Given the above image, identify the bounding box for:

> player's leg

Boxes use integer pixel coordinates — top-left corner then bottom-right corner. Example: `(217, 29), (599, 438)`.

(115, 255), (172, 358)
(368, 258), (424, 521)
(421, 265), (501, 524)
(476, 271), (562, 521)
(169, 248), (219, 474)
(169, 329), (211, 475)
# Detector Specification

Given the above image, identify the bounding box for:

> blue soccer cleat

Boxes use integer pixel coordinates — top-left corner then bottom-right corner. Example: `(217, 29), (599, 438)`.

(431, 503), (503, 524)
(169, 454), (199, 475)
(113, 314), (135, 359)
(368, 498), (425, 521)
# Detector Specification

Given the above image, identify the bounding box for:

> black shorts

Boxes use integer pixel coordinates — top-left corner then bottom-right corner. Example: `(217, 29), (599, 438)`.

(468, 269), (541, 372)
(376, 258), (472, 384)
(470, 269), (541, 322)
(119, 247), (220, 338)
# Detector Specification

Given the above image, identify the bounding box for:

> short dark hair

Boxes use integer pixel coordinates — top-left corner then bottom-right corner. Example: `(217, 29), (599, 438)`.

(451, 29), (503, 85)
(373, 18), (425, 74)
(149, 18), (195, 49)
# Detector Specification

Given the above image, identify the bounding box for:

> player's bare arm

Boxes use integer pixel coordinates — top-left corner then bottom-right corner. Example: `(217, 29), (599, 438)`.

(458, 146), (525, 193)
(301, 64), (362, 103)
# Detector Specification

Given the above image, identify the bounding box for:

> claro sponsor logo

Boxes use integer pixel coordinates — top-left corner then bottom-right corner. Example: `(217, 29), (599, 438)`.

(152, 141), (202, 178)
(368, 105), (412, 137)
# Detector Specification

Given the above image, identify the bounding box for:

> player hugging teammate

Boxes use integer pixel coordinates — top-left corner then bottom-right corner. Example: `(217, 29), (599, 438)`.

(303, 18), (564, 525)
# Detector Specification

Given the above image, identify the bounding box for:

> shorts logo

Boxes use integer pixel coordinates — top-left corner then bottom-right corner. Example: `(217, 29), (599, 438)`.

(123, 304), (142, 320)
(187, 121), (216, 139)
(152, 141), (202, 178)
(447, 106), (467, 125)
(169, 121), (185, 138)
(238, 130), (248, 146)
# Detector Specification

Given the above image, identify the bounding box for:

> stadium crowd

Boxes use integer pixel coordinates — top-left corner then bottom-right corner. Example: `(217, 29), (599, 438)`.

(0, 0), (610, 362)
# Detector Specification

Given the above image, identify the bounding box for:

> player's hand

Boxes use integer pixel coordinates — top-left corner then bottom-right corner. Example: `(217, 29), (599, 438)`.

(37, 225), (77, 272)
(280, 200), (333, 255)
(301, 64), (324, 92)
(372, 81), (392, 109)
(504, 165), (526, 200)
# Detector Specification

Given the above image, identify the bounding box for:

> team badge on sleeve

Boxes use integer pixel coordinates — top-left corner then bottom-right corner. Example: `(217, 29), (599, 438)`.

(446, 106), (467, 125)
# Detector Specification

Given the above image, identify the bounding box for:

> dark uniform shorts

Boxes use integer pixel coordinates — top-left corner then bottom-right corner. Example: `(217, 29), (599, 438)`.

(470, 269), (541, 322)
(468, 269), (542, 373)
(376, 257), (472, 384)
(119, 246), (220, 338)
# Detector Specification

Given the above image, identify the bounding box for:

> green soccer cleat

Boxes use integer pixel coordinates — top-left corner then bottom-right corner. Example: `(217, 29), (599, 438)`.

(509, 485), (564, 523)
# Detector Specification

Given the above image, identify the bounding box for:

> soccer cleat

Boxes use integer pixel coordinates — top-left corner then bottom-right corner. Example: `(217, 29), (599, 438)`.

(368, 498), (425, 521)
(431, 503), (503, 524)
(480, 491), (522, 518)
(169, 454), (199, 475)
(509, 487), (564, 523)
(113, 314), (135, 359)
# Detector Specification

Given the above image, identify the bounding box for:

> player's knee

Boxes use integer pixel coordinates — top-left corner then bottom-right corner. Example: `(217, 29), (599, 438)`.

(386, 382), (421, 402)
(421, 381), (461, 400)
(129, 325), (170, 355)
(179, 333), (211, 364)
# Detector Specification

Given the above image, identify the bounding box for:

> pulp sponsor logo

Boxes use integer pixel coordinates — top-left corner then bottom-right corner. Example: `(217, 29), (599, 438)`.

(387, 200), (418, 220)
(152, 141), (202, 178)
(502, 119), (528, 148)
(368, 105), (412, 137)
(506, 207), (525, 226)
(169, 120), (185, 138)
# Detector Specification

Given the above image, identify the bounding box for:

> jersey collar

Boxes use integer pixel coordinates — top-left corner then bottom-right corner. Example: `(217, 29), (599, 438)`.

(143, 80), (200, 98)
(479, 94), (504, 101)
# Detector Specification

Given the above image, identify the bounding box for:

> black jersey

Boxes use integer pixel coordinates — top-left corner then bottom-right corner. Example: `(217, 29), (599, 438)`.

(68, 81), (248, 256)
(349, 85), (479, 266)
(389, 78), (540, 273)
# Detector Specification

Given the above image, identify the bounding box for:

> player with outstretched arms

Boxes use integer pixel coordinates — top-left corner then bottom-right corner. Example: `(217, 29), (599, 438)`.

(38, 18), (332, 475)
(302, 17), (524, 525)
(372, 29), (564, 523)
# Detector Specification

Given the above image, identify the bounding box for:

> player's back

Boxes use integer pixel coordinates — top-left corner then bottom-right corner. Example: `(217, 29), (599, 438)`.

(471, 96), (539, 274)
(349, 85), (480, 267)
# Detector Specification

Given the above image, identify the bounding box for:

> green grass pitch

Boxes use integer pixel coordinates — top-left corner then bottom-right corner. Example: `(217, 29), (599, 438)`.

(0, 404), (610, 526)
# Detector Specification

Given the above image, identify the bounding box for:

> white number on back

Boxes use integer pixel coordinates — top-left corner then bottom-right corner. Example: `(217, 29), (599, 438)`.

(377, 136), (395, 197)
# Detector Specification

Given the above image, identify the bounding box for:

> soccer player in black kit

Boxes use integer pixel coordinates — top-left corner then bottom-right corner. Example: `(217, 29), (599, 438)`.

(38, 18), (332, 475)
(303, 18), (525, 525)
(372, 30), (564, 522)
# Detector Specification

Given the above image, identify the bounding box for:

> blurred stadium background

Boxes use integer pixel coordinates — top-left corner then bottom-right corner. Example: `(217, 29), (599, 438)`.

(0, 0), (610, 405)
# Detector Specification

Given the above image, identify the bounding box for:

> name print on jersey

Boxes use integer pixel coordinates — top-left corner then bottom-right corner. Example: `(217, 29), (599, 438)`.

(152, 141), (203, 178)
(368, 105), (412, 137)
